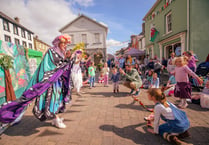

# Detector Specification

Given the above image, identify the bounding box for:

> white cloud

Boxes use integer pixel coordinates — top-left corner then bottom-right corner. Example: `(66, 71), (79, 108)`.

(106, 39), (128, 47)
(70, 0), (94, 7)
(0, 0), (78, 45)
(106, 39), (129, 55)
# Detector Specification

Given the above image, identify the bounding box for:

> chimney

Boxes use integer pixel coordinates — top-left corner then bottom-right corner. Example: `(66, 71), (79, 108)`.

(142, 23), (145, 35)
(14, 17), (20, 23)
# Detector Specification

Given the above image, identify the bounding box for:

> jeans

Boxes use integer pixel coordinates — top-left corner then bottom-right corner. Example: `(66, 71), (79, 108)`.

(89, 76), (95, 87)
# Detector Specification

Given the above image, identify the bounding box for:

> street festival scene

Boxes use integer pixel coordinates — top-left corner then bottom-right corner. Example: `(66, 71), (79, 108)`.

(0, 0), (209, 145)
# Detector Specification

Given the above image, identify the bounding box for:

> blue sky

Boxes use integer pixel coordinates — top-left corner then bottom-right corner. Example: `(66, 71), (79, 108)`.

(0, 0), (156, 54)
(76, 0), (156, 54)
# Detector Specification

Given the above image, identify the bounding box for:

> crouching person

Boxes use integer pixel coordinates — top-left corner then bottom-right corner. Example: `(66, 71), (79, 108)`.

(147, 88), (190, 145)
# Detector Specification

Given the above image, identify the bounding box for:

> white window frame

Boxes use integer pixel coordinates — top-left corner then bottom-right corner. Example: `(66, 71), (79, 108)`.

(5, 35), (11, 42)
(21, 29), (26, 38)
(81, 34), (87, 43)
(13, 25), (19, 35)
(3, 20), (10, 31)
(70, 34), (74, 44)
(15, 38), (20, 45)
(166, 12), (172, 34)
(94, 33), (100, 43)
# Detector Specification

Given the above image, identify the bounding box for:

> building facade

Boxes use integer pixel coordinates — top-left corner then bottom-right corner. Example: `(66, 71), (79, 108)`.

(143, 0), (209, 63)
(59, 14), (108, 65)
(33, 35), (51, 55)
(0, 11), (34, 49)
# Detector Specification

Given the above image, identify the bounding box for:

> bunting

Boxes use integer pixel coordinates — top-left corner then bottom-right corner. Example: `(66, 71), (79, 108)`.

(145, 0), (175, 22)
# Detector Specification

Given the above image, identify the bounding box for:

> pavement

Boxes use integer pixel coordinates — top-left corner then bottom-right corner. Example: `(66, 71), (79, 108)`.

(0, 78), (209, 145)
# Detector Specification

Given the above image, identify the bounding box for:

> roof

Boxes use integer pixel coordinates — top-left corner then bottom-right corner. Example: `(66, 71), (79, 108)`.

(0, 11), (34, 34)
(143, 0), (160, 21)
(59, 14), (108, 32)
(125, 48), (145, 56)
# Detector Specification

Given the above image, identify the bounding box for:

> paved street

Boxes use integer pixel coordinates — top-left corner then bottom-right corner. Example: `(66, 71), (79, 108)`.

(0, 81), (209, 145)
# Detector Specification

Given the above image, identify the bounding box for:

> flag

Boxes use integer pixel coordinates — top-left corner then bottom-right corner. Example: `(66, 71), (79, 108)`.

(150, 28), (158, 42)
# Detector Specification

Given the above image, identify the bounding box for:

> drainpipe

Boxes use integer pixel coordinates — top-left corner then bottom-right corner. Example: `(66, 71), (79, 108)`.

(187, 0), (190, 51)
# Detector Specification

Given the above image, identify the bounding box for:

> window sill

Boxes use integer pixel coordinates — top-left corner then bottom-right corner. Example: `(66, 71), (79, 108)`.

(163, 31), (172, 37)
(93, 42), (102, 45)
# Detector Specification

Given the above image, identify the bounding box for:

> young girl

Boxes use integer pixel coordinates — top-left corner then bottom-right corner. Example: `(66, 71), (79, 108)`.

(150, 72), (160, 88)
(173, 56), (203, 108)
(161, 74), (176, 96)
(110, 67), (120, 93)
(88, 61), (96, 89)
(142, 69), (153, 89)
(71, 50), (83, 96)
(98, 72), (104, 84)
(102, 62), (110, 87)
(147, 88), (190, 145)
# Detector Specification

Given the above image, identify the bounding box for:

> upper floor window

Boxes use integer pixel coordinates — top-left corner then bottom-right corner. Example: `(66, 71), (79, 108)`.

(28, 32), (32, 40)
(70, 34), (74, 44)
(3, 20), (10, 31)
(21, 29), (26, 38)
(13, 25), (19, 35)
(4, 35), (11, 42)
(22, 41), (27, 47)
(28, 43), (32, 49)
(81, 34), (87, 43)
(15, 38), (20, 45)
(94, 33), (100, 43)
(166, 12), (172, 33)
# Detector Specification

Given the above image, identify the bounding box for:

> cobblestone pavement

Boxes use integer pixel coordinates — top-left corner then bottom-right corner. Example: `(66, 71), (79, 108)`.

(0, 81), (209, 145)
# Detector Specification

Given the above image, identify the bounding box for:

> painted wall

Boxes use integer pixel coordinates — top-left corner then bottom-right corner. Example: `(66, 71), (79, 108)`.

(190, 0), (209, 63)
(61, 17), (107, 49)
(144, 0), (187, 57)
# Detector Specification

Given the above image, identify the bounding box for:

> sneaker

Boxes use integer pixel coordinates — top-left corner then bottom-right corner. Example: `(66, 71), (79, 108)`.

(179, 102), (188, 109)
(113, 90), (116, 93)
(135, 91), (140, 96)
(51, 118), (66, 129)
(178, 130), (191, 139)
(129, 89), (134, 95)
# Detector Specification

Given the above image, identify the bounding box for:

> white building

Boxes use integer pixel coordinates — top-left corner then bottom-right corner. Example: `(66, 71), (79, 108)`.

(0, 11), (34, 49)
(59, 14), (108, 64)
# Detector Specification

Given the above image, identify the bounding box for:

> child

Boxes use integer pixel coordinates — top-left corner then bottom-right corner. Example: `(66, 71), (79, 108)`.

(150, 72), (160, 88)
(147, 88), (191, 145)
(88, 61), (96, 89)
(110, 67), (120, 93)
(98, 72), (104, 84)
(173, 56), (203, 108)
(102, 62), (110, 87)
(161, 74), (176, 96)
(142, 69), (153, 89)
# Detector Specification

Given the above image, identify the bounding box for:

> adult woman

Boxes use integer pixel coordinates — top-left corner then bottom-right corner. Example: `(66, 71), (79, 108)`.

(0, 34), (74, 131)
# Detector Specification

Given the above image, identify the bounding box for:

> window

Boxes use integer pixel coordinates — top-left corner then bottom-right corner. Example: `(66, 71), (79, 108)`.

(29, 43), (32, 49)
(4, 35), (11, 42)
(3, 20), (10, 31)
(94, 33), (100, 43)
(81, 34), (87, 43)
(70, 34), (74, 44)
(15, 38), (20, 45)
(13, 25), (19, 35)
(28, 32), (32, 40)
(22, 41), (27, 47)
(21, 29), (26, 38)
(166, 12), (172, 33)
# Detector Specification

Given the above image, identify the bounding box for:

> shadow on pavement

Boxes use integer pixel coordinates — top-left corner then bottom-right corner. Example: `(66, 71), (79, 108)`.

(100, 123), (167, 144)
(84, 92), (129, 98)
(115, 103), (154, 112)
(2, 115), (52, 136)
(182, 126), (209, 145)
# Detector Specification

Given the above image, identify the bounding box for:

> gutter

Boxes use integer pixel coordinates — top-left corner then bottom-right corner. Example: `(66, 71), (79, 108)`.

(187, 0), (190, 51)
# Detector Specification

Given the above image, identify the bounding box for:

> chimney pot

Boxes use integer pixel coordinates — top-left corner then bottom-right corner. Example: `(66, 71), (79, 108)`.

(14, 17), (20, 23)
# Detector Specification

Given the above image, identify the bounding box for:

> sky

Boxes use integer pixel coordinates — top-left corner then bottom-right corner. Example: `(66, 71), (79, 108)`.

(0, 0), (156, 54)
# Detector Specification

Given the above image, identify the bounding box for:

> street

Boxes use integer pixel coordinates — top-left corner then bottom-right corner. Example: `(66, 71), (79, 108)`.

(0, 81), (209, 145)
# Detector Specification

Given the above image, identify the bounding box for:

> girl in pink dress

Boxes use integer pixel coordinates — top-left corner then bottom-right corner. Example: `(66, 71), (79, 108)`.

(173, 56), (203, 108)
